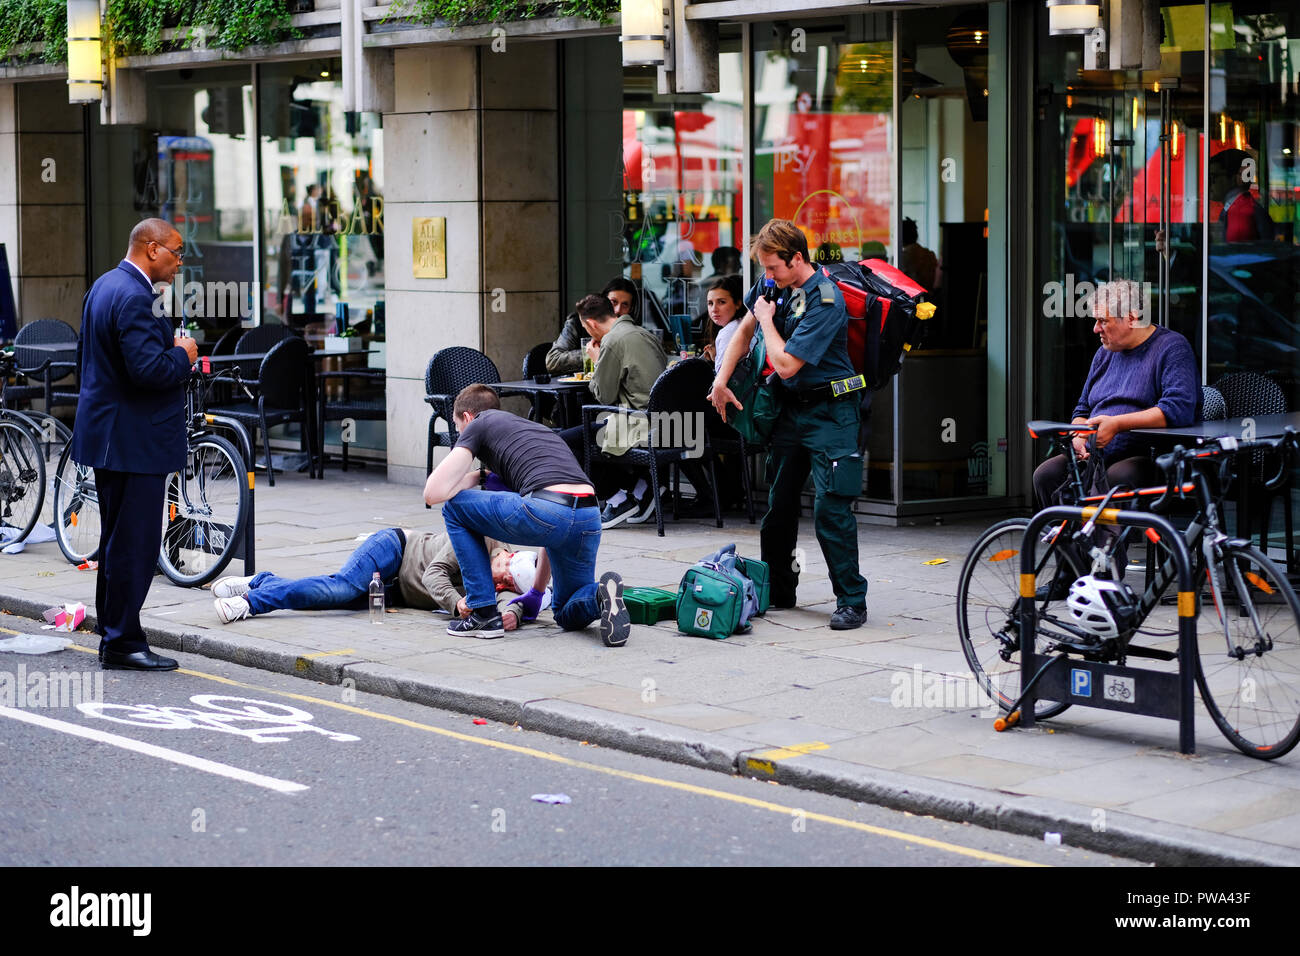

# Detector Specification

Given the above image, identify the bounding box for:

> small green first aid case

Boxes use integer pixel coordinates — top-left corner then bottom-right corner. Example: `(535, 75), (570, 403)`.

(624, 587), (677, 625)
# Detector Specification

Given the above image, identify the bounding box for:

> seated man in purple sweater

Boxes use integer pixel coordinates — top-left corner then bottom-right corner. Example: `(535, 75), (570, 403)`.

(1033, 279), (1200, 505)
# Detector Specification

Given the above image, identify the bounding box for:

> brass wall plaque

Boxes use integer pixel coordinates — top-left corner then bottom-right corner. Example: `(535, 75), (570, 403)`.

(412, 217), (447, 279)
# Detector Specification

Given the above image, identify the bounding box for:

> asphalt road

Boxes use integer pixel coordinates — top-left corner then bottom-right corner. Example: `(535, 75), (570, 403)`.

(0, 615), (1140, 868)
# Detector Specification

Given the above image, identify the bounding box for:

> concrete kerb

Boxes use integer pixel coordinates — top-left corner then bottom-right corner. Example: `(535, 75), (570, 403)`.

(738, 750), (1291, 866)
(3, 595), (1294, 866)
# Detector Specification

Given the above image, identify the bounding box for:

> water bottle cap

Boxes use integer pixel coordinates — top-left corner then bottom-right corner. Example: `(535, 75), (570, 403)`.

(372, 571), (381, 579)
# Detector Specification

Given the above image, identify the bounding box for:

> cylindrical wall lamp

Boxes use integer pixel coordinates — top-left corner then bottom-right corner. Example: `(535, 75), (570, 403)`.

(1047, 0), (1103, 36)
(66, 0), (103, 104)
(621, 0), (667, 67)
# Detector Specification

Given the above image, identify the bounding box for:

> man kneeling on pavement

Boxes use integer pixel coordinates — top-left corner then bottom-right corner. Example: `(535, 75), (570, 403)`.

(211, 530), (550, 631)
(424, 383), (630, 645)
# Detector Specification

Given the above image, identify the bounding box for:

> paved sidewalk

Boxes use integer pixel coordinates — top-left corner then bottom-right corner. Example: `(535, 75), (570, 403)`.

(3, 467), (1298, 865)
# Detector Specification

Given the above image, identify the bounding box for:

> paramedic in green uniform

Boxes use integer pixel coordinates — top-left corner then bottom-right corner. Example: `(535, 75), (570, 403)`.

(708, 219), (867, 630)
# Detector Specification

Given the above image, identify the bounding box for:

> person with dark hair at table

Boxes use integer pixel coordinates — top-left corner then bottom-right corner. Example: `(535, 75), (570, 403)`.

(546, 277), (640, 375)
(558, 294), (669, 526)
(72, 218), (198, 670)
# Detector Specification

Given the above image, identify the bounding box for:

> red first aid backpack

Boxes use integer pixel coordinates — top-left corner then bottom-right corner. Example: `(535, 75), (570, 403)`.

(820, 258), (935, 390)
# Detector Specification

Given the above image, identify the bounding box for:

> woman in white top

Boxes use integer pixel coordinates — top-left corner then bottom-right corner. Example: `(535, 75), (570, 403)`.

(700, 274), (746, 370)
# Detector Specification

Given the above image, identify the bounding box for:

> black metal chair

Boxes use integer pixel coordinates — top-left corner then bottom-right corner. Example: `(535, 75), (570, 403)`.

(424, 346), (502, 479)
(1214, 371), (1291, 569)
(234, 321), (297, 356)
(581, 358), (723, 537)
(521, 341), (558, 424)
(318, 367), (385, 473)
(208, 336), (319, 485)
(12, 318), (79, 412)
(211, 325), (243, 356)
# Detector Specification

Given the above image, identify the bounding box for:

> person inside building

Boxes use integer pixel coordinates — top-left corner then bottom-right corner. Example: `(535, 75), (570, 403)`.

(899, 217), (940, 290)
(211, 529), (548, 632)
(708, 218), (868, 630)
(546, 277), (639, 375)
(1031, 278), (1199, 508)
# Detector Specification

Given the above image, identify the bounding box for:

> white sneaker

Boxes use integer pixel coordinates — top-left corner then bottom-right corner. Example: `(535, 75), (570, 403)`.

(214, 595), (252, 623)
(213, 575), (255, 599)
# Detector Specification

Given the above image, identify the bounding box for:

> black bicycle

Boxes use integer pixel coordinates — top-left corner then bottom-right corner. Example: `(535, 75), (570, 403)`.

(52, 364), (252, 587)
(0, 351), (50, 545)
(957, 420), (1300, 760)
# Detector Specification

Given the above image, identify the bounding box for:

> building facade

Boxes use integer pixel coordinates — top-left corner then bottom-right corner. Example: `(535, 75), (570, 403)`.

(2, 0), (1297, 519)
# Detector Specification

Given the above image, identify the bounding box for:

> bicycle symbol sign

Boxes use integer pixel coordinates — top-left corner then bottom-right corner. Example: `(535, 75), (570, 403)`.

(1103, 676), (1136, 705)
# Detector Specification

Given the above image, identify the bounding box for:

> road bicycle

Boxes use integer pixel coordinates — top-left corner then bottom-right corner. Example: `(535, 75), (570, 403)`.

(957, 420), (1300, 759)
(51, 364), (252, 587)
(0, 351), (49, 545)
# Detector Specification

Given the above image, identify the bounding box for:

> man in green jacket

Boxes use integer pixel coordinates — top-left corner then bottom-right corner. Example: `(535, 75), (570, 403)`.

(559, 294), (669, 526)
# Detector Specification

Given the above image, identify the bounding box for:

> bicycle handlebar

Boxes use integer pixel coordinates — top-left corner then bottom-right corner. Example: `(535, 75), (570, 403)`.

(1151, 427), (1298, 510)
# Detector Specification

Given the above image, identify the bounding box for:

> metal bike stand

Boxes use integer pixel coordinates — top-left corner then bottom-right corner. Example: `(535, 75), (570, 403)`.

(1018, 506), (1198, 755)
(204, 413), (257, 575)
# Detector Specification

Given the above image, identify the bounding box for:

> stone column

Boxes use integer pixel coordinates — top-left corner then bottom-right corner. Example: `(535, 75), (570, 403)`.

(12, 82), (88, 330)
(383, 41), (561, 486)
(0, 84), (18, 315)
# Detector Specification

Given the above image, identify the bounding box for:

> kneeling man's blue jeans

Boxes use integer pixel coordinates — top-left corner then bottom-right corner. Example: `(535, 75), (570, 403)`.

(244, 528), (404, 615)
(442, 490), (600, 629)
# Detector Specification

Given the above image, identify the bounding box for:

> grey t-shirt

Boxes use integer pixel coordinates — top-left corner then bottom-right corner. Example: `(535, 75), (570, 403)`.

(454, 408), (590, 495)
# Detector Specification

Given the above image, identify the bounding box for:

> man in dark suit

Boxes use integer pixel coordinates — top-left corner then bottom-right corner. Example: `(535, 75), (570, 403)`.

(72, 218), (198, 670)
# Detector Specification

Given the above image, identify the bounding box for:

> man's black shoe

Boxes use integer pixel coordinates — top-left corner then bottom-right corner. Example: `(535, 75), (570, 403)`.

(101, 647), (179, 671)
(447, 609), (505, 638)
(829, 605), (867, 630)
(597, 571), (630, 647)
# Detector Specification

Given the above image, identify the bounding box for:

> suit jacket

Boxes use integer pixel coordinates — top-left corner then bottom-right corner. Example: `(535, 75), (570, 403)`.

(70, 261), (192, 474)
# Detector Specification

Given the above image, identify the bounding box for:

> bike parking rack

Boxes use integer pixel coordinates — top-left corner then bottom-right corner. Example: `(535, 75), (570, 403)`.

(203, 413), (256, 575)
(1017, 506), (1198, 754)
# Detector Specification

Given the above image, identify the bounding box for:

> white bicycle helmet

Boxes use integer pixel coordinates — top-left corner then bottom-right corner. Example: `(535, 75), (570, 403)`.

(1066, 575), (1133, 640)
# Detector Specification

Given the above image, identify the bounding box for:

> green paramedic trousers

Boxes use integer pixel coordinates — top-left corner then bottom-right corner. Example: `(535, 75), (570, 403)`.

(760, 393), (867, 609)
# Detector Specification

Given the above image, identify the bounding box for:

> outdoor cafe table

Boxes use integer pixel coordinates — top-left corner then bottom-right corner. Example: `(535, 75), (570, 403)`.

(492, 377), (592, 429)
(1131, 412), (1300, 568)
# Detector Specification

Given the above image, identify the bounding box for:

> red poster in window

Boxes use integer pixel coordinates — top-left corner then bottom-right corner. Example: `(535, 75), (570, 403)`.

(771, 112), (891, 259)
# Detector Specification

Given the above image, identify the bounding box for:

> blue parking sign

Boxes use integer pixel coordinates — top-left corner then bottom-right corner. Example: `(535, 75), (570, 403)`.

(1071, 668), (1092, 697)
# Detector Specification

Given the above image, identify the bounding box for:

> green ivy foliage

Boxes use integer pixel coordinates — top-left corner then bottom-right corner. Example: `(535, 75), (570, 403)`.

(0, 0), (69, 64)
(104, 0), (299, 56)
(391, 0), (618, 28)
(0, 0), (298, 64)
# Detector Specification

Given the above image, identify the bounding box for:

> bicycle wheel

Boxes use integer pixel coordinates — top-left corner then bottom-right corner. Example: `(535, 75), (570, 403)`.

(51, 444), (100, 564)
(159, 435), (249, 587)
(25, 412), (73, 531)
(957, 517), (1081, 720)
(1196, 543), (1300, 758)
(0, 417), (45, 544)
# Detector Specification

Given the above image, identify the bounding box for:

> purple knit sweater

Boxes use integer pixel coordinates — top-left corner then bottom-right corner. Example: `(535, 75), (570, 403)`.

(1071, 326), (1200, 461)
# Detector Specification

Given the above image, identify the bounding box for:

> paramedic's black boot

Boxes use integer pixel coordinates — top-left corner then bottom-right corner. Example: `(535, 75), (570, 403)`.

(829, 605), (867, 630)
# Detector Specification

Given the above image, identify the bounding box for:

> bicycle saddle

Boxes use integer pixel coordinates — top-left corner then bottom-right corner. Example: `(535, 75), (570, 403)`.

(1027, 420), (1098, 439)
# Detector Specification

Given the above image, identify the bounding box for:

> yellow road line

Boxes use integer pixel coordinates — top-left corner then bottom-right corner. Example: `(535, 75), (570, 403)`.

(299, 648), (357, 659)
(57, 640), (1044, 866)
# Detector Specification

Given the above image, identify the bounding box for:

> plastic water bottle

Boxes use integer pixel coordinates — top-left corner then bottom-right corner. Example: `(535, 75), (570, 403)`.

(368, 572), (385, 623)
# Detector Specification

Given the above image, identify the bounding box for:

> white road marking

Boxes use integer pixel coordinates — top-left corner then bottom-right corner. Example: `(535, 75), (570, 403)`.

(0, 705), (309, 794)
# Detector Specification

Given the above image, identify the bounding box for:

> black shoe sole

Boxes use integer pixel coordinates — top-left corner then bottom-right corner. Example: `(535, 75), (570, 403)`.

(598, 571), (630, 647)
(446, 622), (505, 638)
